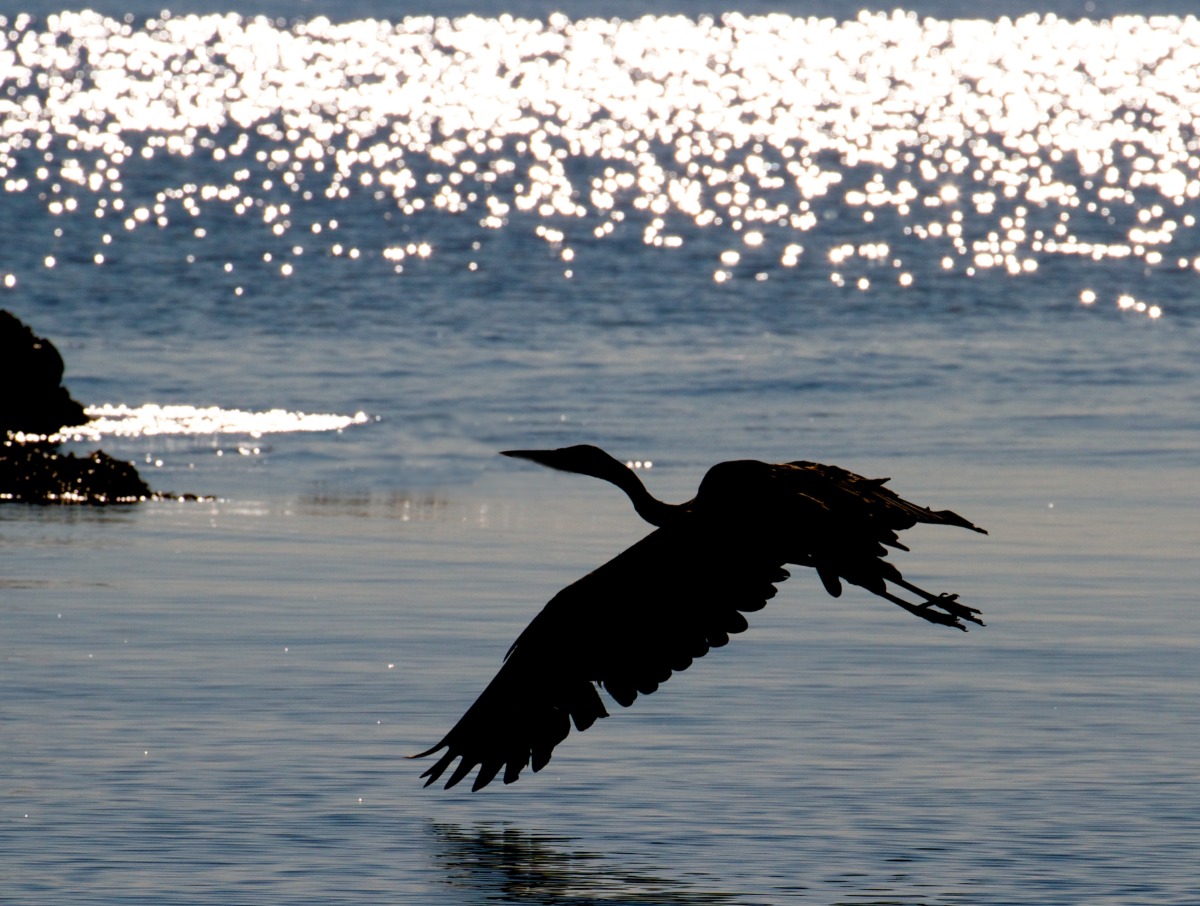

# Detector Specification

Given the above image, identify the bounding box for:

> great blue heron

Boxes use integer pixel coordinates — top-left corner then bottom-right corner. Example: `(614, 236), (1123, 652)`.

(414, 445), (986, 791)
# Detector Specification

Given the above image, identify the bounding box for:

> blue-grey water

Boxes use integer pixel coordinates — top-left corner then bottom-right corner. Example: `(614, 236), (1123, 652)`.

(2, 4), (1199, 903)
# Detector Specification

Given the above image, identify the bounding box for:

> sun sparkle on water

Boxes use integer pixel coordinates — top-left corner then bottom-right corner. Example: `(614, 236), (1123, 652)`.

(3, 11), (1199, 318)
(26, 404), (373, 443)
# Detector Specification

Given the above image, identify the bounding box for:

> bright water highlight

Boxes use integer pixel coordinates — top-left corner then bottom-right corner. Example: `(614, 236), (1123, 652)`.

(3, 11), (1199, 317)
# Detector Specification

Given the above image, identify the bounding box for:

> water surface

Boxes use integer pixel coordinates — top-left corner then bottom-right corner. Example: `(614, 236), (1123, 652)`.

(2, 6), (1199, 903)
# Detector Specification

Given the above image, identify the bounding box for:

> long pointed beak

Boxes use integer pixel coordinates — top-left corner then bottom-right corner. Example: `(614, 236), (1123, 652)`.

(501, 449), (552, 464)
(501, 449), (578, 473)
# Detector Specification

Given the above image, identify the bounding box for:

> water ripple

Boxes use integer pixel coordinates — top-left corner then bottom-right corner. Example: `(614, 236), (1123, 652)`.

(2, 11), (1198, 319)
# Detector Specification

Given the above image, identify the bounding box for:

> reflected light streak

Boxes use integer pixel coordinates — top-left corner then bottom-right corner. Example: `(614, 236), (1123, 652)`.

(41, 403), (372, 443)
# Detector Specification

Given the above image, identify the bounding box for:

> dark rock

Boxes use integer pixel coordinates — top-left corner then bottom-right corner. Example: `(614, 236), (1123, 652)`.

(1, 310), (161, 505)
(0, 444), (152, 504)
(0, 309), (89, 436)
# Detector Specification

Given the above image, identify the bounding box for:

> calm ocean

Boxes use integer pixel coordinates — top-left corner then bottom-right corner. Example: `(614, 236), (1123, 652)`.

(2, 2), (1198, 903)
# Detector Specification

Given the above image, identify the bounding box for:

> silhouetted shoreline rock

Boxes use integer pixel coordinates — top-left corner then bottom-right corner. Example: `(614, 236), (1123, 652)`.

(0, 309), (89, 436)
(1, 310), (158, 505)
(0, 444), (154, 504)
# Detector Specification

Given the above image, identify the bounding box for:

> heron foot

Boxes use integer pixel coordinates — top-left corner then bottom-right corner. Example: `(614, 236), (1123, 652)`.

(891, 580), (984, 628)
(882, 589), (984, 631)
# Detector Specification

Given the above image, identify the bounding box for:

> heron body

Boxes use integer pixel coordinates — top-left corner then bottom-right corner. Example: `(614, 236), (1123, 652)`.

(414, 445), (986, 791)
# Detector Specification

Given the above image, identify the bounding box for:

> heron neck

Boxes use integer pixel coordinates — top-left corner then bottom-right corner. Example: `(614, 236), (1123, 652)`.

(607, 467), (679, 527)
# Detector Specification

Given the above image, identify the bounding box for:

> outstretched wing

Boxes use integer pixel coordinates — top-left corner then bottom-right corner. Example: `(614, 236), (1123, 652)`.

(412, 525), (789, 791)
(784, 461), (985, 536)
(774, 461), (986, 627)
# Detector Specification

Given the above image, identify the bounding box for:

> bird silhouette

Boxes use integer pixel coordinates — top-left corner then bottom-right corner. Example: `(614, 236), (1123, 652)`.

(414, 445), (986, 791)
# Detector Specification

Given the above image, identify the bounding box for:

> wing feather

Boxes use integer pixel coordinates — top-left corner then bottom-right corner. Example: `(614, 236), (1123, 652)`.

(784, 461), (985, 535)
(758, 461), (986, 629)
(769, 461), (984, 593)
(413, 525), (786, 791)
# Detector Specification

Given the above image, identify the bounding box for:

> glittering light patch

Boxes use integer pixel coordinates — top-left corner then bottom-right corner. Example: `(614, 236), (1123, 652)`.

(0, 10), (1193, 318)
(38, 404), (372, 443)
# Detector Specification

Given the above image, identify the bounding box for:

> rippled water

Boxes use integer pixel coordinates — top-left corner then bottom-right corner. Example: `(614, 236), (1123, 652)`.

(2, 5), (1200, 904)
(7, 8), (1200, 315)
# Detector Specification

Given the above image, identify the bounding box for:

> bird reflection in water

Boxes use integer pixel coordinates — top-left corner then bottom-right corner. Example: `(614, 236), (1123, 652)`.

(428, 822), (738, 905)
(415, 446), (987, 791)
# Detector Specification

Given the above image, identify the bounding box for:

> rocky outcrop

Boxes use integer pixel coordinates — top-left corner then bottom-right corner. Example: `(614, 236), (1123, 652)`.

(0, 445), (152, 504)
(1, 310), (154, 504)
(0, 309), (89, 437)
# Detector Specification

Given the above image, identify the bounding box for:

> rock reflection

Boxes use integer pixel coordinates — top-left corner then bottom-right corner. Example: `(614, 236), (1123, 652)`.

(428, 822), (738, 905)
